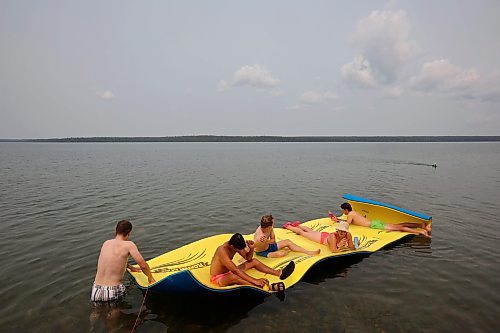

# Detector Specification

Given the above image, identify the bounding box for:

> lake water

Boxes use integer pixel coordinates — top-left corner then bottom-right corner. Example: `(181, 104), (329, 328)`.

(1, 142), (499, 333)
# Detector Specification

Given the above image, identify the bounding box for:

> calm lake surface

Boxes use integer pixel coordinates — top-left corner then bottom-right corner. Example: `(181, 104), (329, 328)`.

(1, 142), (499, 333)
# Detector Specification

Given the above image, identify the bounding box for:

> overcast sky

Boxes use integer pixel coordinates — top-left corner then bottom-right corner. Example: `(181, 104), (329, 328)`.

(1, 0), (500, 138)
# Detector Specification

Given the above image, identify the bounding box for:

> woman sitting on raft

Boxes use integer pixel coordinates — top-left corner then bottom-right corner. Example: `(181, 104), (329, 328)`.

(283, 221), (355, 252)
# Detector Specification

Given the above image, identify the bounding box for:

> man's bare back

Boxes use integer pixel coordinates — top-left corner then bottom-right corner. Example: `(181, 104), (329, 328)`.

(93, 221), (155, 287)
(94, 238), (137, 286)
(346, 210), (371, 227)
(91, 220), (155, 303)
(253, 226), (273, 252)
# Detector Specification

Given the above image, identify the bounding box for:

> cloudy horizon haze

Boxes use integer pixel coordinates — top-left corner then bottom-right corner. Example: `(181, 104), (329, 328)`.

(1, 1), (499, 139)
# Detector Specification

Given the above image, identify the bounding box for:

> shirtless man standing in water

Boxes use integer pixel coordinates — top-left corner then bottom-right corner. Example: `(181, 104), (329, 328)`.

(330, 202), (432, 237)
(91, 220), (155, 302)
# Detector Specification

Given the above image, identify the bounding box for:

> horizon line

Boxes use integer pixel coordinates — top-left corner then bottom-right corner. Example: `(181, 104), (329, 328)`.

(1, 135), (500, 142)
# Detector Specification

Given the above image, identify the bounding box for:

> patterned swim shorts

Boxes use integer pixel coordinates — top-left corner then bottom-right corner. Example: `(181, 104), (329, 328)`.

(90, 283), (126, 302)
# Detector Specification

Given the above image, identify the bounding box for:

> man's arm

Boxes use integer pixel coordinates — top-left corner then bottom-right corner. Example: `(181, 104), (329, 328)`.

(239, 240), (255, 261)
(269, 229), (276, 243)
(346, 233), (355, 250)
(327, 234), (340, 252)
(220, 250), (263, 287)
(346, 213), (353, 225)
(128, 242), (156, 284)
(127, 263), (142, 272)
(255, 231), (271, 246)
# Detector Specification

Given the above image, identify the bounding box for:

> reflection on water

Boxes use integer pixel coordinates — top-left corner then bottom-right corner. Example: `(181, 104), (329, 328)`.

(89, 303), (136, 333)
(145, 291), (267, 332)
(301, 255), (368, 285)
(401, 235), (433, 254)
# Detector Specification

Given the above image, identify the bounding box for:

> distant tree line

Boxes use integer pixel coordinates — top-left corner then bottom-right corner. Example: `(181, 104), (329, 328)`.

(3, 135), (499, 142)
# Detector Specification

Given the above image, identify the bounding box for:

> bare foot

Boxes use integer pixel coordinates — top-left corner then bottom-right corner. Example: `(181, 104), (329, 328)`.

(419, 229), (431, 238)
(424, 222), (432, 235)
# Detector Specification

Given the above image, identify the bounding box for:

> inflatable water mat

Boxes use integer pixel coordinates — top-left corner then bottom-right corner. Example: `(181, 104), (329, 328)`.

(129, 194), (431, 295)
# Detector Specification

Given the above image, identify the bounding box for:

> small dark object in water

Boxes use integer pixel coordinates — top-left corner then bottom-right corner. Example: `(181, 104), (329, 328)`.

(432, 164), (437, 168)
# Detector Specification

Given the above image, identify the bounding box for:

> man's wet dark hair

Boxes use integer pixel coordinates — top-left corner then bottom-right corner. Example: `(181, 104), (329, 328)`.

(116, 220), (132, 236)
(228, 233), (246, 250)
(260, 214), (274, 228)
(340, 202), (352, 211)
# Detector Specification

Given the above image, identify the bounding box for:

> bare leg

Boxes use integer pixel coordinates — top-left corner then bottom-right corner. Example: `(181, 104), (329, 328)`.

(105, 308), (122, 333)
(267, 248), (291, 258)
(219, 273), (254, 287)
(285, 224), (314, 234)
(386, 224), (429, 237)
(399, 222), (426, 228)
(240, 258), (281, 277)
(284, 225), (322, 244)
(277, 239), (320, 255)
(398, 222), (431, 234)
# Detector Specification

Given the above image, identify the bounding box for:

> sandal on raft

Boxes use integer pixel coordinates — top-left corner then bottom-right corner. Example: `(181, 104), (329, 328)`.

(270, 282), (285, 292)
(282, 221), (292, 229)
(291, 221), (301, 227)
(279, 261), (295, 280)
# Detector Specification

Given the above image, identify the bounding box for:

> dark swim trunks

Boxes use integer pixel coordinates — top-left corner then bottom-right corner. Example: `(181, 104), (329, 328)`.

(255, 242), (279, 257)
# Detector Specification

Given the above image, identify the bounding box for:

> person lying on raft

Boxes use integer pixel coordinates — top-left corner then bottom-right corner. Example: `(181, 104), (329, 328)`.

(283, 221), (355, 252)
(329, 202), (431, 237)
(91, 220), (156, 303)
(254, 214), (321, 257)
(210, 233), (295, 289)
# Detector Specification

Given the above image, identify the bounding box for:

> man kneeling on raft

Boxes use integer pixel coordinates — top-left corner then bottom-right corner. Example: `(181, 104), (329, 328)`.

(254, 214), (320, 257)
(210, 233), (295, 289)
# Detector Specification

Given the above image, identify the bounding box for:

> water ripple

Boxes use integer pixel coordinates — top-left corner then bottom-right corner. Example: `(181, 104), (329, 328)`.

(1, 142), (500, 333)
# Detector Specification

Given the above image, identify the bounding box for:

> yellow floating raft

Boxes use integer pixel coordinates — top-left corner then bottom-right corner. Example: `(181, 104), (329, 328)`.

(129, 194), (431, 294)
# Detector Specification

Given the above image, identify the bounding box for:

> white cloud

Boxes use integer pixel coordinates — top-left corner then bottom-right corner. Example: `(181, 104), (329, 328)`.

(288, 90), (339, 110)
(341, 10), (421, 90)
(341, 55), (378, 88)
(217, 64), (281, 94)
(97, 90), (115, 100)
(341, 56), (403, 98)
(300, 90), (338, 105)
(233, 64), (280, 88)
(340, 11), (500, 102)
(410, 59), (479, 93)
(410, 59), (500, 101)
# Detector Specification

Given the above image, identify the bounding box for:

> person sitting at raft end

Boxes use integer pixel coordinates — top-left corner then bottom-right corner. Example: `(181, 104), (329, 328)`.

(254, 214), (320, 258)
(210, 233), (295, 289)
(330, 202), (431, 237)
